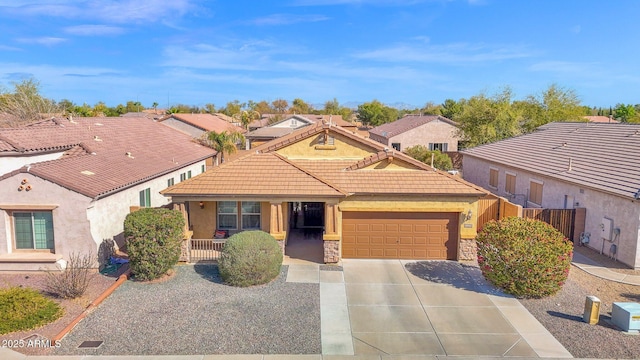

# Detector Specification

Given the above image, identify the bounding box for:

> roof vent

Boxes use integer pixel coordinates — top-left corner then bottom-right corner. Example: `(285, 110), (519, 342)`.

(81, 170), (95, 176)
(125, 152), (134, 159)
(93, 135), (102, 141)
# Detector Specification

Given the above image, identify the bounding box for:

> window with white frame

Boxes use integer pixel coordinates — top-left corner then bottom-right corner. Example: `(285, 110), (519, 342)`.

(217, 201), (238, 230)
(241, 201), (261, 230)
(13, 211), (55, 250)
(180, 172), (187, 182)
(167, 178), (174, 187)
(428, 143), (448, 152)
(139, 188), (151, 207)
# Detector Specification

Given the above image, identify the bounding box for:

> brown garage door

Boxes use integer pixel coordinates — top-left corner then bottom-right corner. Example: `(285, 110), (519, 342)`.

(342, 212), (458, 260)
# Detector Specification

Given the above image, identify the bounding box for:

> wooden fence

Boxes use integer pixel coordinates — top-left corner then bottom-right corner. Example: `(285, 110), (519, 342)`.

(477, 195), (500, 230)
(522, 208), (576, 241)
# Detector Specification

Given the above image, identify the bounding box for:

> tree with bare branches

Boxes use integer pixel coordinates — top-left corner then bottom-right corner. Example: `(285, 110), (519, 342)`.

(0, 78), (59, 127)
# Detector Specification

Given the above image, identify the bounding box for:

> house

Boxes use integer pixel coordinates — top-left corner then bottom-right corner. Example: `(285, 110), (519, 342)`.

(162, 122), (487, 263)
(0, 117), (215, 271)
(584, 115), (619, 123)
(368, 114), (460, 152)
(461, 122), (640, 269)
(245, 114), (356, 149)
(159, 113), (246, 139)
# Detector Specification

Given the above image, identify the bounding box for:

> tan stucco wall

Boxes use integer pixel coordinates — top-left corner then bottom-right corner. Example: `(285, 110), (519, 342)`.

(370, 121), (459, 152)
(189, 201), (275, 238)
(463, 155), (640, 269)
(276, 132), (375, 159)
(0, 174), (95, 260)
(161, 118), (205, 138)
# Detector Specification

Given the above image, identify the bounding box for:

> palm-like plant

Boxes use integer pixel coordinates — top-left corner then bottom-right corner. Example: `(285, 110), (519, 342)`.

(233, 110), (260, 130)
(200, 130), (245, 165)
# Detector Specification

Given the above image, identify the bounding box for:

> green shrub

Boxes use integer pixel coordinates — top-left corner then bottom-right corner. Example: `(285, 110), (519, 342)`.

(45, 252), (96, 299)
(404, 145), (453, 170)
(219, 231), (283, 287)
(476, 217), (573, 298)
(0, 287), (62, 335)
(124, 208), (184, 281)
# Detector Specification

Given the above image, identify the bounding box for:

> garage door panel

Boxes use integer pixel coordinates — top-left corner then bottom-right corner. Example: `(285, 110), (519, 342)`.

(342, 211), (458, 260)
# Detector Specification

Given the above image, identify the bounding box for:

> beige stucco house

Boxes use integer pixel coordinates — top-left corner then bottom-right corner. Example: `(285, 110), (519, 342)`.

(163, 122), (487, 263)
(368, 115), (460, 152)
(0, 117), (214, 271)
(462, 122), (640, 269)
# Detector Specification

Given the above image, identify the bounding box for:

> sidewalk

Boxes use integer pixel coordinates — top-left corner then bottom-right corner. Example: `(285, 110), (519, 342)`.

(572, 252), (640, 286)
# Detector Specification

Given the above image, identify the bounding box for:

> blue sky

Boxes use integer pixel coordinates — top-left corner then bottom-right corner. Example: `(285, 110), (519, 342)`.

(1, 0), (638, 109)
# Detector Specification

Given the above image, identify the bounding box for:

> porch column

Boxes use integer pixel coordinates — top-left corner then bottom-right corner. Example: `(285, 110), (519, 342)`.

(172, 202), (191, 263)
(269, 202), (285, 241)
(323, 203), (340, 263)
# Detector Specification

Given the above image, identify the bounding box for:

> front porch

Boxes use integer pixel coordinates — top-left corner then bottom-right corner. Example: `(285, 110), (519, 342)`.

(173, 200), (340, 264)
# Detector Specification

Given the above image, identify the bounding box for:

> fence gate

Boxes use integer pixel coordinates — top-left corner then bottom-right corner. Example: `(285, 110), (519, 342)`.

(522, 208), (576, 240)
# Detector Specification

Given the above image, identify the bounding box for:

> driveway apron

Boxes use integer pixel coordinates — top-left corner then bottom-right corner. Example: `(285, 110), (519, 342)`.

(336, 259), (572, 358)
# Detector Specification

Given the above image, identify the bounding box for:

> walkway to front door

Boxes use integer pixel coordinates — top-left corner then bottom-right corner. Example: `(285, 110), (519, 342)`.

(284, 228), (324, 264)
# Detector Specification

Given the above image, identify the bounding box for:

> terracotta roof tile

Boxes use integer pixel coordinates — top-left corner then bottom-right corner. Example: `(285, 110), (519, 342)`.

(0, 117), (214, 198)
(160, 113), (246, 133)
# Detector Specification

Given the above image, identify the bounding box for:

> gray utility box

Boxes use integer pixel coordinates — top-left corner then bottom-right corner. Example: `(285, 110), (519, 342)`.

(611, 302), (640, 332)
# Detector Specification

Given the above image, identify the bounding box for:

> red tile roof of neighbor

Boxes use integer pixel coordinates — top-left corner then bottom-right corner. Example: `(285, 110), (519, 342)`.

(163, 121), (487, 198)
(0, 117), (215, 199)
(249, 114), (354, 129)
(462, 122), (640, 199)
(369, 115), (457, 139)
(584, 116), (620, 123)
(159, 113), (246, 133)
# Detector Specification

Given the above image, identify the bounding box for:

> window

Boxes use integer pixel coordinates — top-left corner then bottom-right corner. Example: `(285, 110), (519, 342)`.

(241, 202), (261, 230)
(428, 143), (448, 152)
(167, 178), (174, 187)
(13, 211), (54, 250)
(217, 201), (238, 230)
(319, 135), (335, 145)
(139, 188), (151, 207)
(180, 172), (187, 182)
(391, 143), (401, 151)
(489, 168), (498, 188)
(529, 180), (543, 206)
(201, 164), (205, 173)
(505, 173), (516, 194)
(187, 170), (192, 179)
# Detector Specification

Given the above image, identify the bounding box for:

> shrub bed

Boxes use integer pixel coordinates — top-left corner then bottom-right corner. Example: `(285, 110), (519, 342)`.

(219, 231), (283, 287)
(476, 217), (573, 298)
(124, 208), (184, 281)
(0, 287), (62, 335)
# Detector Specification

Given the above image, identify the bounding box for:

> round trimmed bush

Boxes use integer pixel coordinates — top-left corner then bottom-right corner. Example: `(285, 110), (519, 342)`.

(124, 208), (185, 281)
(219, 231), (283, 287)
(476, 217), (573, 298)
(0, 287), (62, 335)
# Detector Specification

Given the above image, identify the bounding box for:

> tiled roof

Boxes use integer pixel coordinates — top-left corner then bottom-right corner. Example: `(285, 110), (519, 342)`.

(165, 122), (487, 198)
(162, 153), (346, 197)
(253, 114), (354, 129)
(462, 122), (640, 199)
(0, 117), (214, 198)
(584, 116), (619, 123)
(160, 113), (246, 133)
(369, 115), (457, 139)
(245, 127), (296, 139)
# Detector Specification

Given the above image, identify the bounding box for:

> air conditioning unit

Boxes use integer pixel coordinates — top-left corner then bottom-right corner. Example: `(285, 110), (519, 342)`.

(580, 232), (591, 244)
(611, 302), (640, 332)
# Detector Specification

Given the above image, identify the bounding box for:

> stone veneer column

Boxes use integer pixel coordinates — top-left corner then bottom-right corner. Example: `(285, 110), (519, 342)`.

(323, 203), (340, 263)
(324, 241), (340, 263)
(459, 238), (477, 261)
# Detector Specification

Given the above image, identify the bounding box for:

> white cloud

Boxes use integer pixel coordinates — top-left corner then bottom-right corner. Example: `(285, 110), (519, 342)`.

(1, 0), (197, 24)
(354, 42), (534, 64)
(64, 24), (126, 36)
(249, 14), (330, 26)
(16, 37), (67, 46)
(0, 44), (22, 51)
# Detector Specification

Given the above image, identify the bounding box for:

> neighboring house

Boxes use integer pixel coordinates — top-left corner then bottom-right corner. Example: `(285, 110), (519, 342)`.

(159, 113), (246, 139)
(368, 114), (460, 152)
(461, 122), (640, 269)
(584, 115), (620, 123)
(245, 114), (356, 149)
(162, 122), (487, 263)
(0, 117), (215, 271)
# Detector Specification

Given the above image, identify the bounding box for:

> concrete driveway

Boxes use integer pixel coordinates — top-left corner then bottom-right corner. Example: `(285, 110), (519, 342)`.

(289, 259), (572, 358)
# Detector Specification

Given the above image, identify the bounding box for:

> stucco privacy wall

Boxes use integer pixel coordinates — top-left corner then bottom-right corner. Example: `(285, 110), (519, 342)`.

(463, 155), (640, 269)
(0, 173), (95, 259)
(0, 151), (65, 176)
(88, 160), (207, 250)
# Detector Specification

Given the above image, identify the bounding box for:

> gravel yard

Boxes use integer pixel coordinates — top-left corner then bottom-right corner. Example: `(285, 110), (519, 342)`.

(52, 264), (320, 355)
(520, 246), (640, 359)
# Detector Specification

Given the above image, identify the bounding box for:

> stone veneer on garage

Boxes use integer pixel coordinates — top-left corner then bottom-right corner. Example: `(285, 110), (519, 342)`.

(324, 240), (340, 263)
